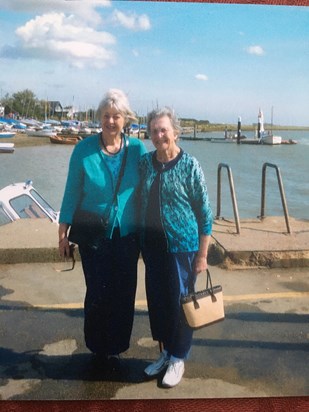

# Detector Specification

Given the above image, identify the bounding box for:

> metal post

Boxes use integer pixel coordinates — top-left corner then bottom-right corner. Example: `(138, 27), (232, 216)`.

(260, 162), (291, 234)
(237, 116), (241, 144)
(216, 163), (241, 234)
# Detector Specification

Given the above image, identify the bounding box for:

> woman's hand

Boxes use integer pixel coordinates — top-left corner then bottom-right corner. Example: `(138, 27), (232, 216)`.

(193, 254), (207, 274)
(194, 234), (211, 274)
(58, 223), (71, 258)
(59, 236), (71, 259)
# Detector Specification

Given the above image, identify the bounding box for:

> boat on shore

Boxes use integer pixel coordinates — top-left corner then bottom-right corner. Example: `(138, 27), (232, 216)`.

(50, 135), (82, 145)
(0, 117), (27, 130)
(0, 143), (15, 153)
(0, 180), (58, 226)
(0, 131), (16, 138)
(25, 128), (57, 138)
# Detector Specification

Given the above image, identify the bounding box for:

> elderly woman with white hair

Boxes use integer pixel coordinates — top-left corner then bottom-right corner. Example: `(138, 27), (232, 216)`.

(139, 107), (213, 387)
(58, 89), (146, 375)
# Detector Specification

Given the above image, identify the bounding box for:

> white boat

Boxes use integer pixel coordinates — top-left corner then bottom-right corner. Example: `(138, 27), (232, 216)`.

(0, 131), (16, 138)
(257, 109), (282, 145)
(129, 123), (147, 135)
(25, 128), (57, 138)
(0, 180), (59, 226)
(260, 132), (282, 145)
(0, 143), (15, 153)
(0, 117), (26, 130)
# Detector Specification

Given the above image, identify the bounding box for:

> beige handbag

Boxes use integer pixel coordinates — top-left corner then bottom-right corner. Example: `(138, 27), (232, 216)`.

(181, 269), (225, 329)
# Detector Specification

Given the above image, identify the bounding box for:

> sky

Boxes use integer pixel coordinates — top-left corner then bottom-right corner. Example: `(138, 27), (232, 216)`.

(0, 0), (308, 126)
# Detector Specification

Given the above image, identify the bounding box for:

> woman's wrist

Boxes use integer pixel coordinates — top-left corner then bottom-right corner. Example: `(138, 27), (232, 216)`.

(196, 252), (207, 259)
(58, 223), (69, 244)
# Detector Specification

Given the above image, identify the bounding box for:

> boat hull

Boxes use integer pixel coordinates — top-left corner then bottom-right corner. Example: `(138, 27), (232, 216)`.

(50, 135), (82, 145)
(0, 132), (16, 138)
(261, 135), (282, 145)
(0, 181), (58, 225)
(25, 130), (57, 138)
(0, 143), (15, 153)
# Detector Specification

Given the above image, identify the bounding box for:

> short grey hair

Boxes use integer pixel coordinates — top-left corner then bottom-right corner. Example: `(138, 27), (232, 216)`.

(96, 89), (137, 127)
(147, 106), (182, 135)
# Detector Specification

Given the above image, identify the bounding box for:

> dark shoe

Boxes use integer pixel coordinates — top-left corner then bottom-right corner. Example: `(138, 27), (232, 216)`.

(93, 353), (109, 368)
(81, 353), (109, 380)
(106, 355), (129, 379)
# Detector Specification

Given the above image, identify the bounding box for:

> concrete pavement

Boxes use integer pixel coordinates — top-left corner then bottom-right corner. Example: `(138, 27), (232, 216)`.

(0, 259), (308, 400)
(0, 218), (309, 400)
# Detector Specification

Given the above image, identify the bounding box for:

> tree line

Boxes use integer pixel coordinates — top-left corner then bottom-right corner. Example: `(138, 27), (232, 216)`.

(1, 89), (52, 120)
(0, 89), (97, 122)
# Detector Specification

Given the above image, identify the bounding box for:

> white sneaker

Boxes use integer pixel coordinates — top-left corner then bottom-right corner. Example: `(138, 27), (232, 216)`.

(144, 351), (169, 377)
(162, 359), (185, 388)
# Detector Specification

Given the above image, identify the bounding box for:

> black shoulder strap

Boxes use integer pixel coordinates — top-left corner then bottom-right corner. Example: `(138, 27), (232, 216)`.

(112, 135), (129, 202)
(106, 136), (129, 221)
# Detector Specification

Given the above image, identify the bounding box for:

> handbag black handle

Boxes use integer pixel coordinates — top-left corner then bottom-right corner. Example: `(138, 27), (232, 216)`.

(189, 268), (214, 296)
(103, 135), (129, 224)
(206, 269), (214, 293)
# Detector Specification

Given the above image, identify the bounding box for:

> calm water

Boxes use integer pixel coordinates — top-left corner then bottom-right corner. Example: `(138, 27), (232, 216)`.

(1, 130), (308, 220)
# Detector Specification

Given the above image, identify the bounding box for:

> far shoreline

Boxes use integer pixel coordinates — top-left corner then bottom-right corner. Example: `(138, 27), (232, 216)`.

(1, 124), (308, 148)
(181, 124), (309, 133)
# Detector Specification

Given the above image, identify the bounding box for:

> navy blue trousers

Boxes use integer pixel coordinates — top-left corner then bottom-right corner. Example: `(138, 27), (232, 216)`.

(143, 249), (196, 359)
(79, 230), (139, 356)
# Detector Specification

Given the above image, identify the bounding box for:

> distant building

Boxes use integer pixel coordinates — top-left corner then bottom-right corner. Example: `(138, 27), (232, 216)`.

(48, 101), (63, 118)
(64, 106), (79, 120)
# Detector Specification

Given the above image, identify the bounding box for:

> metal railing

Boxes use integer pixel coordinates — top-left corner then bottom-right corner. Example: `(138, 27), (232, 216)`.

(260, 162), (291, 234)
(216, 163), (241, 234)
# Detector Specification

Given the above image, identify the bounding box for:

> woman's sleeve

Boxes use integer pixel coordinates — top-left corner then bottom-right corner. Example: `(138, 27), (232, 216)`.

(59, 146), (84, 224)
(191, 159), (213, 235)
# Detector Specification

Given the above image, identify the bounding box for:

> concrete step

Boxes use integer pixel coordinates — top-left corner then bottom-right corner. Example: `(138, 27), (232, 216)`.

(0, 217), (308, 267)
(211, 216), (309, 268)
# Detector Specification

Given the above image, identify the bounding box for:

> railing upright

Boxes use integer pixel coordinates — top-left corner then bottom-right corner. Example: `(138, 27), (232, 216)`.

(216, 163), (241, 234)
(260, 162), (291, 234)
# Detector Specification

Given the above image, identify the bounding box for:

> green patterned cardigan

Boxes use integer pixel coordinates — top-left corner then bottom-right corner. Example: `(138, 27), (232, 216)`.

(139, 150), (213, 253)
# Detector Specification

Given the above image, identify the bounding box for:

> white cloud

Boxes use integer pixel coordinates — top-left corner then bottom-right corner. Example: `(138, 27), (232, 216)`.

(112, 9), (151, 31)
(195, 74), (208, 81)
(0, 2), (151, 69)
(246, 45), (265, 56)
(0, 0), (111, 24)
(13, 12), (116, 68)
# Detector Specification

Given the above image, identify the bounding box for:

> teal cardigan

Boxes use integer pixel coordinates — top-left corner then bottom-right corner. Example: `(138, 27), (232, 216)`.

(60, 134), (147, 238)
(139, 150), (213, 253)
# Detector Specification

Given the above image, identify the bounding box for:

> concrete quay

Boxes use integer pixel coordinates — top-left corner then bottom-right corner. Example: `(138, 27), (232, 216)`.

(0, 218), (309, 404)
(0, 216), (308, 267)
(1, 260), (308, 402)
(211, 216), (309, 268)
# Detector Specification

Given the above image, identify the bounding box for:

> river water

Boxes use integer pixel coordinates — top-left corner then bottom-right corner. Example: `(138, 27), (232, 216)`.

(1, 130), (308, 220)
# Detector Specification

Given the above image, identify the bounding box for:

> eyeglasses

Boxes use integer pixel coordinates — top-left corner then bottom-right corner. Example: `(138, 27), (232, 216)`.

(54, 245), (76, 272)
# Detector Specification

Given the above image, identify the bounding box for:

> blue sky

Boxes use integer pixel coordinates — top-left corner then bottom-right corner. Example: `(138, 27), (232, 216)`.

(0, 1), (308, 126)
